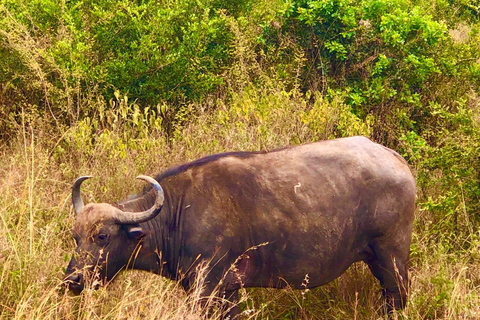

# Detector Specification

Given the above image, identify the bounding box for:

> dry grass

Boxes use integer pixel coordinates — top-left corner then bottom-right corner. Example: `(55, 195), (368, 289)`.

(1, 96), (479, 319)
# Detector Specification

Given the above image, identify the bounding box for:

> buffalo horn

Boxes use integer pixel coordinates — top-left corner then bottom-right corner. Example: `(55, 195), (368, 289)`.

(112, 175), (164, 224)
(72, 176), (93, 214)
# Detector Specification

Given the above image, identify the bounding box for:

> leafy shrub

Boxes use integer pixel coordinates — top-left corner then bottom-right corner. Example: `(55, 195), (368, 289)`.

(405, 101), (480, 250)
(0, 0), (238, 139)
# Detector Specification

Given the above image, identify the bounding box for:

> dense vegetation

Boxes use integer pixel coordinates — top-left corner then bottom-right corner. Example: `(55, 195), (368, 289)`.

(1, 0), (479, 319)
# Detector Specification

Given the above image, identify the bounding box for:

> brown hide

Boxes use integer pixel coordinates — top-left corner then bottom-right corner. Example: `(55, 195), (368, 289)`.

(65, 136), (416, 315)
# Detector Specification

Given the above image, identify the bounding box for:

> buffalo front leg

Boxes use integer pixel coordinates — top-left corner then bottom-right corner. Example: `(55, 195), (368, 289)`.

(222, 289), (241, 320)
(195, 281), (241, 320)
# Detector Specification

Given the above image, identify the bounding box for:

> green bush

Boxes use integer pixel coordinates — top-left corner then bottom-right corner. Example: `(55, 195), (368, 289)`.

(267, 0), (450, 140)
(0, 0), (238, 139)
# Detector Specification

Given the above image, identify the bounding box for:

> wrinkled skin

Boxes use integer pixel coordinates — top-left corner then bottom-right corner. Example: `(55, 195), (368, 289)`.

(64, 136), (416, 318)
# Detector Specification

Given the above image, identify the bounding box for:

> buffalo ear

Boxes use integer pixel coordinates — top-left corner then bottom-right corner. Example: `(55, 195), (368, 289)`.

(124, 225), (146, 240)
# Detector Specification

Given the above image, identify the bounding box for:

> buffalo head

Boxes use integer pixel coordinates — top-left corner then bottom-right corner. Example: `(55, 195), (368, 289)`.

(64, 175), (164, 294)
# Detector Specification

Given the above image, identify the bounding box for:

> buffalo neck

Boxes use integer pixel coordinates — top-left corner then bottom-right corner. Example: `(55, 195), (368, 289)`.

(137, 191), (185, 281)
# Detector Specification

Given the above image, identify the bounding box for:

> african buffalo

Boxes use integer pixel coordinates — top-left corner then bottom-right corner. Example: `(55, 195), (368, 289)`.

(64, 136), (415, 317)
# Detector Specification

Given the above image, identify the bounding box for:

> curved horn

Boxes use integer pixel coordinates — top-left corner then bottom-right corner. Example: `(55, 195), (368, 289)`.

(72, 176), (93, 214)
(112, 175), (164, 224)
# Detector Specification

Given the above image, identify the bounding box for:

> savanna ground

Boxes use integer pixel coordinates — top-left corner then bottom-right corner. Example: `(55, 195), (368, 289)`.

(1, 0), (479, 319)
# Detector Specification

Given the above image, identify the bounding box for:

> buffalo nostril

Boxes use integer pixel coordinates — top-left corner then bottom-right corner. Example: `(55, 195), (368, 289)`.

(66, 272), (82, 284)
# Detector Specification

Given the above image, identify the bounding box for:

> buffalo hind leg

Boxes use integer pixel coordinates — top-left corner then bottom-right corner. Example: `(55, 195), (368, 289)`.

(365, 242), (409, 314)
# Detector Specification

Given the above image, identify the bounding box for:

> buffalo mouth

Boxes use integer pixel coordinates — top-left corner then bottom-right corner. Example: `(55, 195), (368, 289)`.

(64, 268), (109, 294)
(64, 272), (85, 295)
(67, 280), (85, 295)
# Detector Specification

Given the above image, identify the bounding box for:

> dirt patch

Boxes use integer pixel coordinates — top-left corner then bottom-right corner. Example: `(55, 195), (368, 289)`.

(449, 23), (470, 43)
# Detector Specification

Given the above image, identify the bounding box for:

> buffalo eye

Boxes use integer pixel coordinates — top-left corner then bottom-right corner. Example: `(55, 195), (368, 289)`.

(95, 233), (109, 245)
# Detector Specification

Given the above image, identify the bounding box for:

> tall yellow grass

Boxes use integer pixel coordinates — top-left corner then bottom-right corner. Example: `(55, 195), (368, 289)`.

(1, 92), (479, 319)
